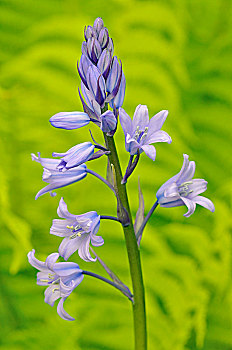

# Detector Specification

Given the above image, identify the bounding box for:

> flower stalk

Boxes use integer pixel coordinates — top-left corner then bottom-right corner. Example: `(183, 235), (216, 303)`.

(104, 133), (147, 350)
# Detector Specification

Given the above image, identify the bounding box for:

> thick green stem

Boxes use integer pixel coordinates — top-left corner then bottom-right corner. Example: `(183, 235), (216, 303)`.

(104, 133), (147, 350)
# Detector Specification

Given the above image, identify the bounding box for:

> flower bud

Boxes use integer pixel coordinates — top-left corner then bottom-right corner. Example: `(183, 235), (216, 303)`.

(100, 110), (117, 133)
(93, 17), (104, 34)
(87, 37), (102, 63)
(97, 49), (112, 79)
(87, 65), (106, 107)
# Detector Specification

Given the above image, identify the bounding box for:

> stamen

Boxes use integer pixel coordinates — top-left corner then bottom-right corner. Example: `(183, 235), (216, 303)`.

(178, 181), (194, 197)
(66, 225), (74, 229)
(70, 232), (82, 239)
(40, 279), (49, 283)
(52, 288), (60, 293)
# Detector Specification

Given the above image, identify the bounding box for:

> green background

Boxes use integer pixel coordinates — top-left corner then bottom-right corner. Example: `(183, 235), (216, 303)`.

(0, 0), (231, 349)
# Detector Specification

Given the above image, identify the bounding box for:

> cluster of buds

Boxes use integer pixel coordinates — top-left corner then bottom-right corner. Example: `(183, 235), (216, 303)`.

(78, 17), (126, 133)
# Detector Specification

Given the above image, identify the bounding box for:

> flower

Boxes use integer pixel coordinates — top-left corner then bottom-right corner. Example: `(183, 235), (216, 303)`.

(28, 249), (84, 321)
(119, 105), (172, 160)
(31, 153), (87, 199)
(156, 154), (215, 217)
(52, 142), (95, 171)
(49, 112), (90, 130)
(50, 197), (104, 262)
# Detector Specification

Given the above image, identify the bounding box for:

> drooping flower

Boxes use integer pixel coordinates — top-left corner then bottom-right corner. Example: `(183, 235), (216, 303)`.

(119, 105), (172, 161)
(156, 154), (215, 217)
(31, 153), (87, 199)
(50, 198), (103, 262)
(49, 112), (90, 130)
(28, 249), (84, 321)
(52, 142), (95, 171)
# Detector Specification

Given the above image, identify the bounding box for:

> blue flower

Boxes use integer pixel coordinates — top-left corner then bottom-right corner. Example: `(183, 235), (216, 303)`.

(31, 153), (87, 199)
(50, 198), (103, 262)
(49, 112), (90, 130)
(119, 105), (172, 160)
(156, 154), (215, 217)
(28, 249), (84, 321)
(52, 142), (95, 171)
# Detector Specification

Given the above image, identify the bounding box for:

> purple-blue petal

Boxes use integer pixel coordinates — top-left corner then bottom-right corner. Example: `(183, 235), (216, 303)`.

(57, 298), (75, 321)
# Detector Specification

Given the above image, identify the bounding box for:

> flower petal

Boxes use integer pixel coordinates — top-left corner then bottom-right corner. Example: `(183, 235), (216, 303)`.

(53, 262), (82, 277)
(57, 197), (76, 219)
(187, 179), (208, 198)
(141, 145), (156, 161)
(37, 271), (50, 285)
(31, 153), (60, 170)
(44, 285), (61, 307)
(28, 249), (46, 271)
(176, 154), (195, 184)
(119, 108), (132, 135)
(59, 237), (83, 261)
(132, 105), (149, 133)
(192, 195), (215, 212)
(50, 219), (73, 237)
(45, 252), (59, 270)
(145, 130), (172, 145)
(78, 235), (96, 262)
(90, 215), (101, 236)
(57, 298), (75, 321)
(180, 196), (196, 217)
(147, 110), (169, 135)
(91, 235), (104, 247)
(156, 174), (179, 201)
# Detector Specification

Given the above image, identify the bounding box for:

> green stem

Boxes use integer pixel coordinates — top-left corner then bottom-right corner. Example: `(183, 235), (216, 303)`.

(104, 133), (147, 350)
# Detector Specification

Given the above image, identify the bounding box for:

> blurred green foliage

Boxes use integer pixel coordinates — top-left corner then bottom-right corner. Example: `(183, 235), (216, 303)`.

(0, 0), (232, 349)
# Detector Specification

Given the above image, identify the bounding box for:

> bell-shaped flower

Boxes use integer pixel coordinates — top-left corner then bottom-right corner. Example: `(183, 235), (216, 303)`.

(52, 142), (95, 171)
(156, 154), (215, 217)
(50, 198), (103, 262)
(49, 112), (90, 130)
(31, 153), (87, 199)
(28, 249), (84, 321)
(119, 105), (172, 161)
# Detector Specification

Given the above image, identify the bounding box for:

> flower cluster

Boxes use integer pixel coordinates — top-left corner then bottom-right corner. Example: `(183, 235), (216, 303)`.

(28, 17), (214, 325)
